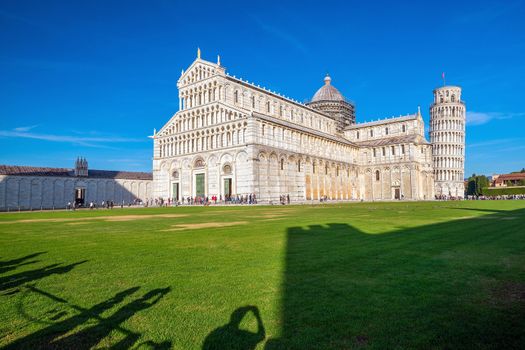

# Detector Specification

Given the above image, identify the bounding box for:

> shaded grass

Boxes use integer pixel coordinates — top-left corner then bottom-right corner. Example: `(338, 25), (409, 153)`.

(0, 201), (524, 349)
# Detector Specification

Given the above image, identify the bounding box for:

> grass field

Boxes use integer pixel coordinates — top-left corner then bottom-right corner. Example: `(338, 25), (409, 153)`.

(0, 201), (524, 349)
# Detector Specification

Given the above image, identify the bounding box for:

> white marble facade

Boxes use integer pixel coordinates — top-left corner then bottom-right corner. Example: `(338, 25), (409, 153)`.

(153, 52), (463, 202)
(1, 51), (465, 210)
(430, 86), (466, 198)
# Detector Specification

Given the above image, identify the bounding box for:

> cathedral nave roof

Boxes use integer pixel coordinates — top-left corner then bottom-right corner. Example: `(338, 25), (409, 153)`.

(345, 114), (418, 130)
(353, 134), (429, 147)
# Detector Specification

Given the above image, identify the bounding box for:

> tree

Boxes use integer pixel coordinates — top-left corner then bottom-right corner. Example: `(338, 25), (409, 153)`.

(466, 174), (489, 196)
(476, 175), (489, 195)
(467, 176), (477, 196)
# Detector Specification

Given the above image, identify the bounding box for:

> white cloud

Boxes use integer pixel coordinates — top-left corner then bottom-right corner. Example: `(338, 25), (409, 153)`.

(251, 16), (308, 54)
(13, 125), (38, 132)
(466, 111), (524, 125)
(0, 129), (147, 148)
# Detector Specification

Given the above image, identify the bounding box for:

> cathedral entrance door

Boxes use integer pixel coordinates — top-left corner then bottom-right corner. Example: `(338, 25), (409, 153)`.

(75, 188), (86, 207)
(172, 183), (179, 201)
(394, 188), (400, 200)
(224, 178), (232, 199)
(195, 174), (205, 198)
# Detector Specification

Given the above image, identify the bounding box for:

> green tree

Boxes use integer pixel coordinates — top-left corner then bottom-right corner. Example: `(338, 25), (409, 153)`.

(476, 176), (489, 195)
(466, 176), (477, 196)
(466, 174), (489, 196)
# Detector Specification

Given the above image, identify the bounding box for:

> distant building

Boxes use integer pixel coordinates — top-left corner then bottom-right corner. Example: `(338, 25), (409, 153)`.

(492, 173), (525, 187)
(0, 158), (152, 210)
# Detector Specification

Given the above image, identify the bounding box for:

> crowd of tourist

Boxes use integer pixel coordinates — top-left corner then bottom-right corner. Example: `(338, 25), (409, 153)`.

(64, 192), (524, 211)
(279, 194), (290, 205)
(67, 198), (144, 210)
(167, 193), (259, 206)
(434, 195), (463, 200)
(435, 194), (525, 200)
(466, 194), (525, 200)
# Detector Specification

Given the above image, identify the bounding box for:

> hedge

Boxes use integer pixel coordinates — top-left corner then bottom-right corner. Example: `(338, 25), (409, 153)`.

(481, 186), (525, 196)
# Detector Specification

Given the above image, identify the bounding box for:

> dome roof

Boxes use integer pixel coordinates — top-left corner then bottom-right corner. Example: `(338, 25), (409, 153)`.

(311, 75), (345, 102)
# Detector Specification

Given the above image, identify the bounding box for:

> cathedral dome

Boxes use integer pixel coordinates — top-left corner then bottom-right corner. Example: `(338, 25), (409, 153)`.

(311, 75), (345, 102)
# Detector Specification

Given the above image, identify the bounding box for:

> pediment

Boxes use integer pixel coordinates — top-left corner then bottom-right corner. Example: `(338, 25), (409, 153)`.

(178, 58), (224, 88)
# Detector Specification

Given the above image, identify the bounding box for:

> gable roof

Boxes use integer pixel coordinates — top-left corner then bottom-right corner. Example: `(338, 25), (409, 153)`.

(353, 134), (429, 147)
(345, 114), (418, 130)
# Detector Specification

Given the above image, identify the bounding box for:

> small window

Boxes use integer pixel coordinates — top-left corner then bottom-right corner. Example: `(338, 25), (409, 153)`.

(385, 127), (389, 135)
(402, 124), (406, 132)
(252, 96), (255, 108)
(373, 148), (377, 157)
(280, 159), (284, 170)
(356, 131), (360, 139)
(262, 124), (265, 136)
(313, 163), (316, 174)
(382, 147), (386, 156)
(266, 101), (270, 113)
(391, 146), (395, 155)
(234, 91), (238, 103)
(325, 166), (328, 175)
(370, 129), (374, 137)
(279, 106), (283, 116)
(375, 170), (380, 181)
(451, 94), (456, 102)
(401, 145), (405, 154)
(298, 160), (301, 172)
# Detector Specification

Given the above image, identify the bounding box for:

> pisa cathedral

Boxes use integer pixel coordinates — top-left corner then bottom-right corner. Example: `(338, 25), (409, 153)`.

(152, 51), (466, 203)
(0, 50), (466, 210)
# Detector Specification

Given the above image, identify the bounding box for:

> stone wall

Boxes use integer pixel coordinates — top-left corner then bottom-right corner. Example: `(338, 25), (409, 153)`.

(0, 175), (152, 211)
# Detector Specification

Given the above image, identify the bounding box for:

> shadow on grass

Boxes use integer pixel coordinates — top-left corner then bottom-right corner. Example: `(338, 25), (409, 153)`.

(0, 252), (46, 275)
(447, 207), (513, 213)
(208, 207), (525, 349)
(0, 260), (87, 294)
(202, 305), (265, 350)
(267, 208), (525, 349)
(5, 285), (172, 350)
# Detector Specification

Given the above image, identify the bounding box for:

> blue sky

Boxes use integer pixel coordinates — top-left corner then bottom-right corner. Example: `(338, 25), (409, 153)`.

(1, 0), (524, 176)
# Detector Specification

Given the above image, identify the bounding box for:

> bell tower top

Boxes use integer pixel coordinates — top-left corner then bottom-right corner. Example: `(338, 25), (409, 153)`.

(433, 86), (462, 104)
(74, 157), (88, 177)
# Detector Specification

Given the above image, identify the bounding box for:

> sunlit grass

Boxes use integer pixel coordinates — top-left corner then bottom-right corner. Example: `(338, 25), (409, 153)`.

(1, 201), (524, 349)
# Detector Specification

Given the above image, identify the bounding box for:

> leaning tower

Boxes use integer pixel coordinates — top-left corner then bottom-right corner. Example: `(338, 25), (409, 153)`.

(430, 86), (466, 198)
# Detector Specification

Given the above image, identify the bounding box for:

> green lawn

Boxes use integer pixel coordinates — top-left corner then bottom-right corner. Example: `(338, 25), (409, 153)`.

(0, 201), (524, 349)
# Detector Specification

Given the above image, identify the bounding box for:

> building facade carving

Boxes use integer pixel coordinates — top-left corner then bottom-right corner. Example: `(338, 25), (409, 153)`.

(153, 52), (461, 202)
